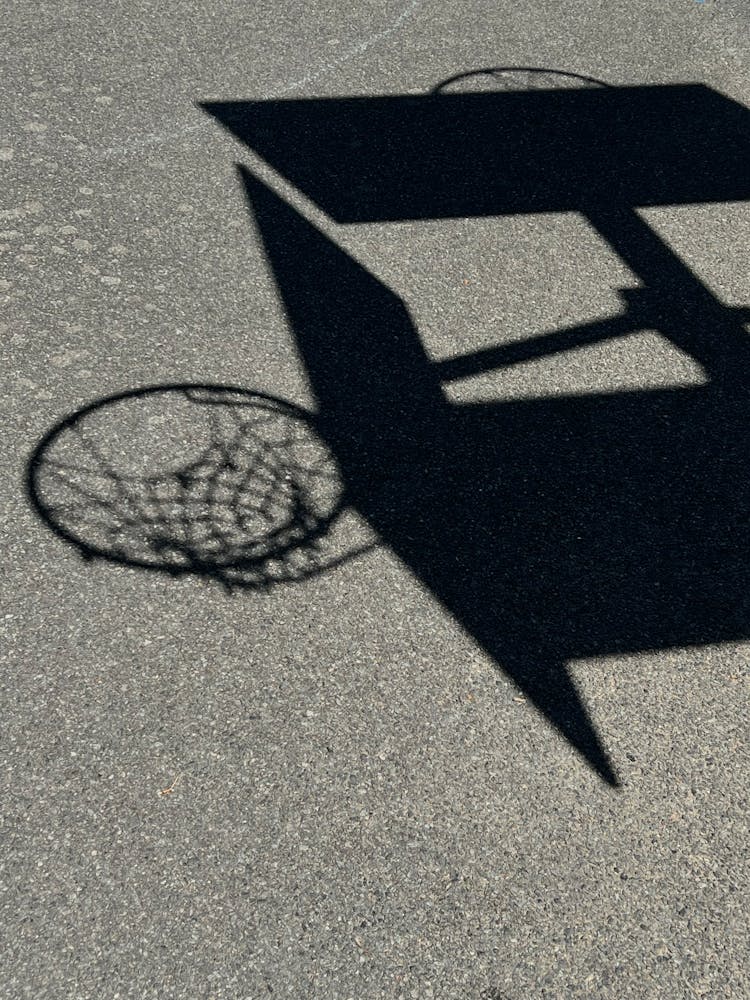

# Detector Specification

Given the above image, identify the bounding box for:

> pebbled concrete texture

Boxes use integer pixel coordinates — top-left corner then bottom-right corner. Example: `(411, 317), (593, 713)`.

(2, 2), (749, 998)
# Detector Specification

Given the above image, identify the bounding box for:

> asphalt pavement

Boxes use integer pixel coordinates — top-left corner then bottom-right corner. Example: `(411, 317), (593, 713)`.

(2, 2), (749, 997)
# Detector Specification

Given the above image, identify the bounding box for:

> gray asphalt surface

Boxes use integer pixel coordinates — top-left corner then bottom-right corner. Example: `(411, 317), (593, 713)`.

(2, 2), (749, 998)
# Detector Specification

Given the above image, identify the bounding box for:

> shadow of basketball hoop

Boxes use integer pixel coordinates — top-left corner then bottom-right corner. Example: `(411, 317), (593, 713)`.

(27, 384), (370, 592)
(27, 71), (750, 785)
(430, 66), (612, 94)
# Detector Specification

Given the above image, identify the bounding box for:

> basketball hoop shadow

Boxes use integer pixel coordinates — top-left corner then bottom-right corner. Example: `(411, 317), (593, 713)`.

(27, 384), (373, 593)
(27, 77), (750, 786)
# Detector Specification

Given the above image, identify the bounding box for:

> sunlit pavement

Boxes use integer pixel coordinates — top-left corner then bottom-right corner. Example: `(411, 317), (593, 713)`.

(2, 3), (749, 997)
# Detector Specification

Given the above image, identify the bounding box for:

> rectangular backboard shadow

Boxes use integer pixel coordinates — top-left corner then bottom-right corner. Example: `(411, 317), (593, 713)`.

(204, 84), (750, 222)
